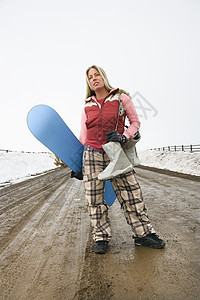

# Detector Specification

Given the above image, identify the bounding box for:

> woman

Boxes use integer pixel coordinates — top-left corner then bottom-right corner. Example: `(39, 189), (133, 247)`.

(73, 65), (165, 254)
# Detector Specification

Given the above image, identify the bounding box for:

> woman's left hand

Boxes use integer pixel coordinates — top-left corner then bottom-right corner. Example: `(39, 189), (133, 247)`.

(106, 130), (127, 145)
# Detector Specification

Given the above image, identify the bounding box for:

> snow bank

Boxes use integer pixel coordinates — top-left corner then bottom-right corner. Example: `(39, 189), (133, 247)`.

(0, 149), (199, 187)
(0, 151), (57, 186)
(138, 150), (200, 176)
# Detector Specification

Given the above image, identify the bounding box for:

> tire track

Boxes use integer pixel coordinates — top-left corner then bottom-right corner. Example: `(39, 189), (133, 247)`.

(0, 171), (90, 300)
(76, 168), (200, 300)
(0, 168), (70, 254)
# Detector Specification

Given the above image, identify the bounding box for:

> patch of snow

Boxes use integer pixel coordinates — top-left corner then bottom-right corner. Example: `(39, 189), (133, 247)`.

(138, 150), (200, 176)
(0, 149), (199, 188)
(0, 151), (57, 186)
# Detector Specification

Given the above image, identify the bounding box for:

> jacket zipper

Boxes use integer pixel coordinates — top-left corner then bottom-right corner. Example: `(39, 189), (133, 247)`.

(98, 102), (102, 141)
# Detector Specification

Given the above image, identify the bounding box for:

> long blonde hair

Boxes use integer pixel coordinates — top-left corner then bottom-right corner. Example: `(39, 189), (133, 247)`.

(85, 65), (130, 98)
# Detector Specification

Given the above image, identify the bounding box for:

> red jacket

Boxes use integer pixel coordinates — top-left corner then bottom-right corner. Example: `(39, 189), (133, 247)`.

(79, 89), (140, 148)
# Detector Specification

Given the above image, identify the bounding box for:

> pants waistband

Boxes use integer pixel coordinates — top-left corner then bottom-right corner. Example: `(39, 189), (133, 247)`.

(84, 144), (105, 153)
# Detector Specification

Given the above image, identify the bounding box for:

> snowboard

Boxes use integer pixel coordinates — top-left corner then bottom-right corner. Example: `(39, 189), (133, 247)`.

(27, 104), (116, 206)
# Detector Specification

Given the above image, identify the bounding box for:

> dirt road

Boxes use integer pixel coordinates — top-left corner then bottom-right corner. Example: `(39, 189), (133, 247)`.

(0, 167), (199, 300)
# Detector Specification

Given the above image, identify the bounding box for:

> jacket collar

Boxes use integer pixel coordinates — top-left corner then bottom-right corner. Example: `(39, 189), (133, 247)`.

(85, 88), (119, 102)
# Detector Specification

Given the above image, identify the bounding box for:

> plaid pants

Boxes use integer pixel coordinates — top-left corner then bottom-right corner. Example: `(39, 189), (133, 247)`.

(83, 148), (155, 242)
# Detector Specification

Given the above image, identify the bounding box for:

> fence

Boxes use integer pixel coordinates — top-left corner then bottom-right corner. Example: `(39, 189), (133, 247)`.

(0, 149), (49, 154)
(151, 144), (200, 153)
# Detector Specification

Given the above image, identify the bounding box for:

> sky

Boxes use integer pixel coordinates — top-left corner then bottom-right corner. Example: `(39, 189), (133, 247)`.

(0, 0), (199, 152)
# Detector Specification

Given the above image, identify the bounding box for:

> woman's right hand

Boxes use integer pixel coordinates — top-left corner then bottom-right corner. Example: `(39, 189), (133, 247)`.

(71, 170), (83, 180)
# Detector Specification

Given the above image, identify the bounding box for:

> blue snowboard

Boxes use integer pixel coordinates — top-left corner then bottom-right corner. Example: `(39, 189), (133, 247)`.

(27, 104), (116, 206)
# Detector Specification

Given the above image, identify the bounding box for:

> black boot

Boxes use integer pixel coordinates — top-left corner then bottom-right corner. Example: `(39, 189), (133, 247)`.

(134, 233), (165, 249)
(94, 241), (109, 254)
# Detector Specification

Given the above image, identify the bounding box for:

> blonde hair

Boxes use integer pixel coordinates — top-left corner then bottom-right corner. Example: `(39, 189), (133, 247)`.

(85, 65), (130, 98)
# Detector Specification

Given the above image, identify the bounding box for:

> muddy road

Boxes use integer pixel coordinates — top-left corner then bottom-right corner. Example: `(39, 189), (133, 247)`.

(0, 167), (199, 300)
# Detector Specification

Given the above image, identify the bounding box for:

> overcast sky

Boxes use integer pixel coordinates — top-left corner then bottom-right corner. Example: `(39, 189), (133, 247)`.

(0, 0), (199, 152)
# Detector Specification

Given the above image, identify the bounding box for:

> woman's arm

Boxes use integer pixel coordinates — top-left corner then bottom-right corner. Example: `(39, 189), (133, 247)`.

(121, 93), (140, 140)
(79, 110), (87, 145)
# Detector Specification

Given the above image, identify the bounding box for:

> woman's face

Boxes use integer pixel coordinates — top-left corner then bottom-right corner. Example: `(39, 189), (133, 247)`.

(88, 68), (105, 92)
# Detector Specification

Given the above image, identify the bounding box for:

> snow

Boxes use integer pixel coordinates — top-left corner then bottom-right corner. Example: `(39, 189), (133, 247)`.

(0, 149), (199, 188)
(138, 150), (200, 176)
(0, 151), (57, 187)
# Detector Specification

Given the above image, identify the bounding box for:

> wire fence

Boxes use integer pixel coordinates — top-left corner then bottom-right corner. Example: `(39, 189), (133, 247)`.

(151, 144), (200, 153)
(0, 149), (49, 154)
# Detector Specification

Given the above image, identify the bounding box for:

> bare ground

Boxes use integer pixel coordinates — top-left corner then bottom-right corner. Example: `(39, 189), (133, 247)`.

(0, 167), (199, 300)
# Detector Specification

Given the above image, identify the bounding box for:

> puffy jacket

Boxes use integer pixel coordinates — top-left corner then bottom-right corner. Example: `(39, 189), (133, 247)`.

(79, 88), (140, 148)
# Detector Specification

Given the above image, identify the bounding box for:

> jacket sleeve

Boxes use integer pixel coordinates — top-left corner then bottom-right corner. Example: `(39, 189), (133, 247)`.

(79, 110), (87, 145)
(121, 93), (140, 139)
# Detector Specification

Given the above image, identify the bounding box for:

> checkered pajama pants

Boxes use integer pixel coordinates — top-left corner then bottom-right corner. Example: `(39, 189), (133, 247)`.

(83, 148), (155, 242)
